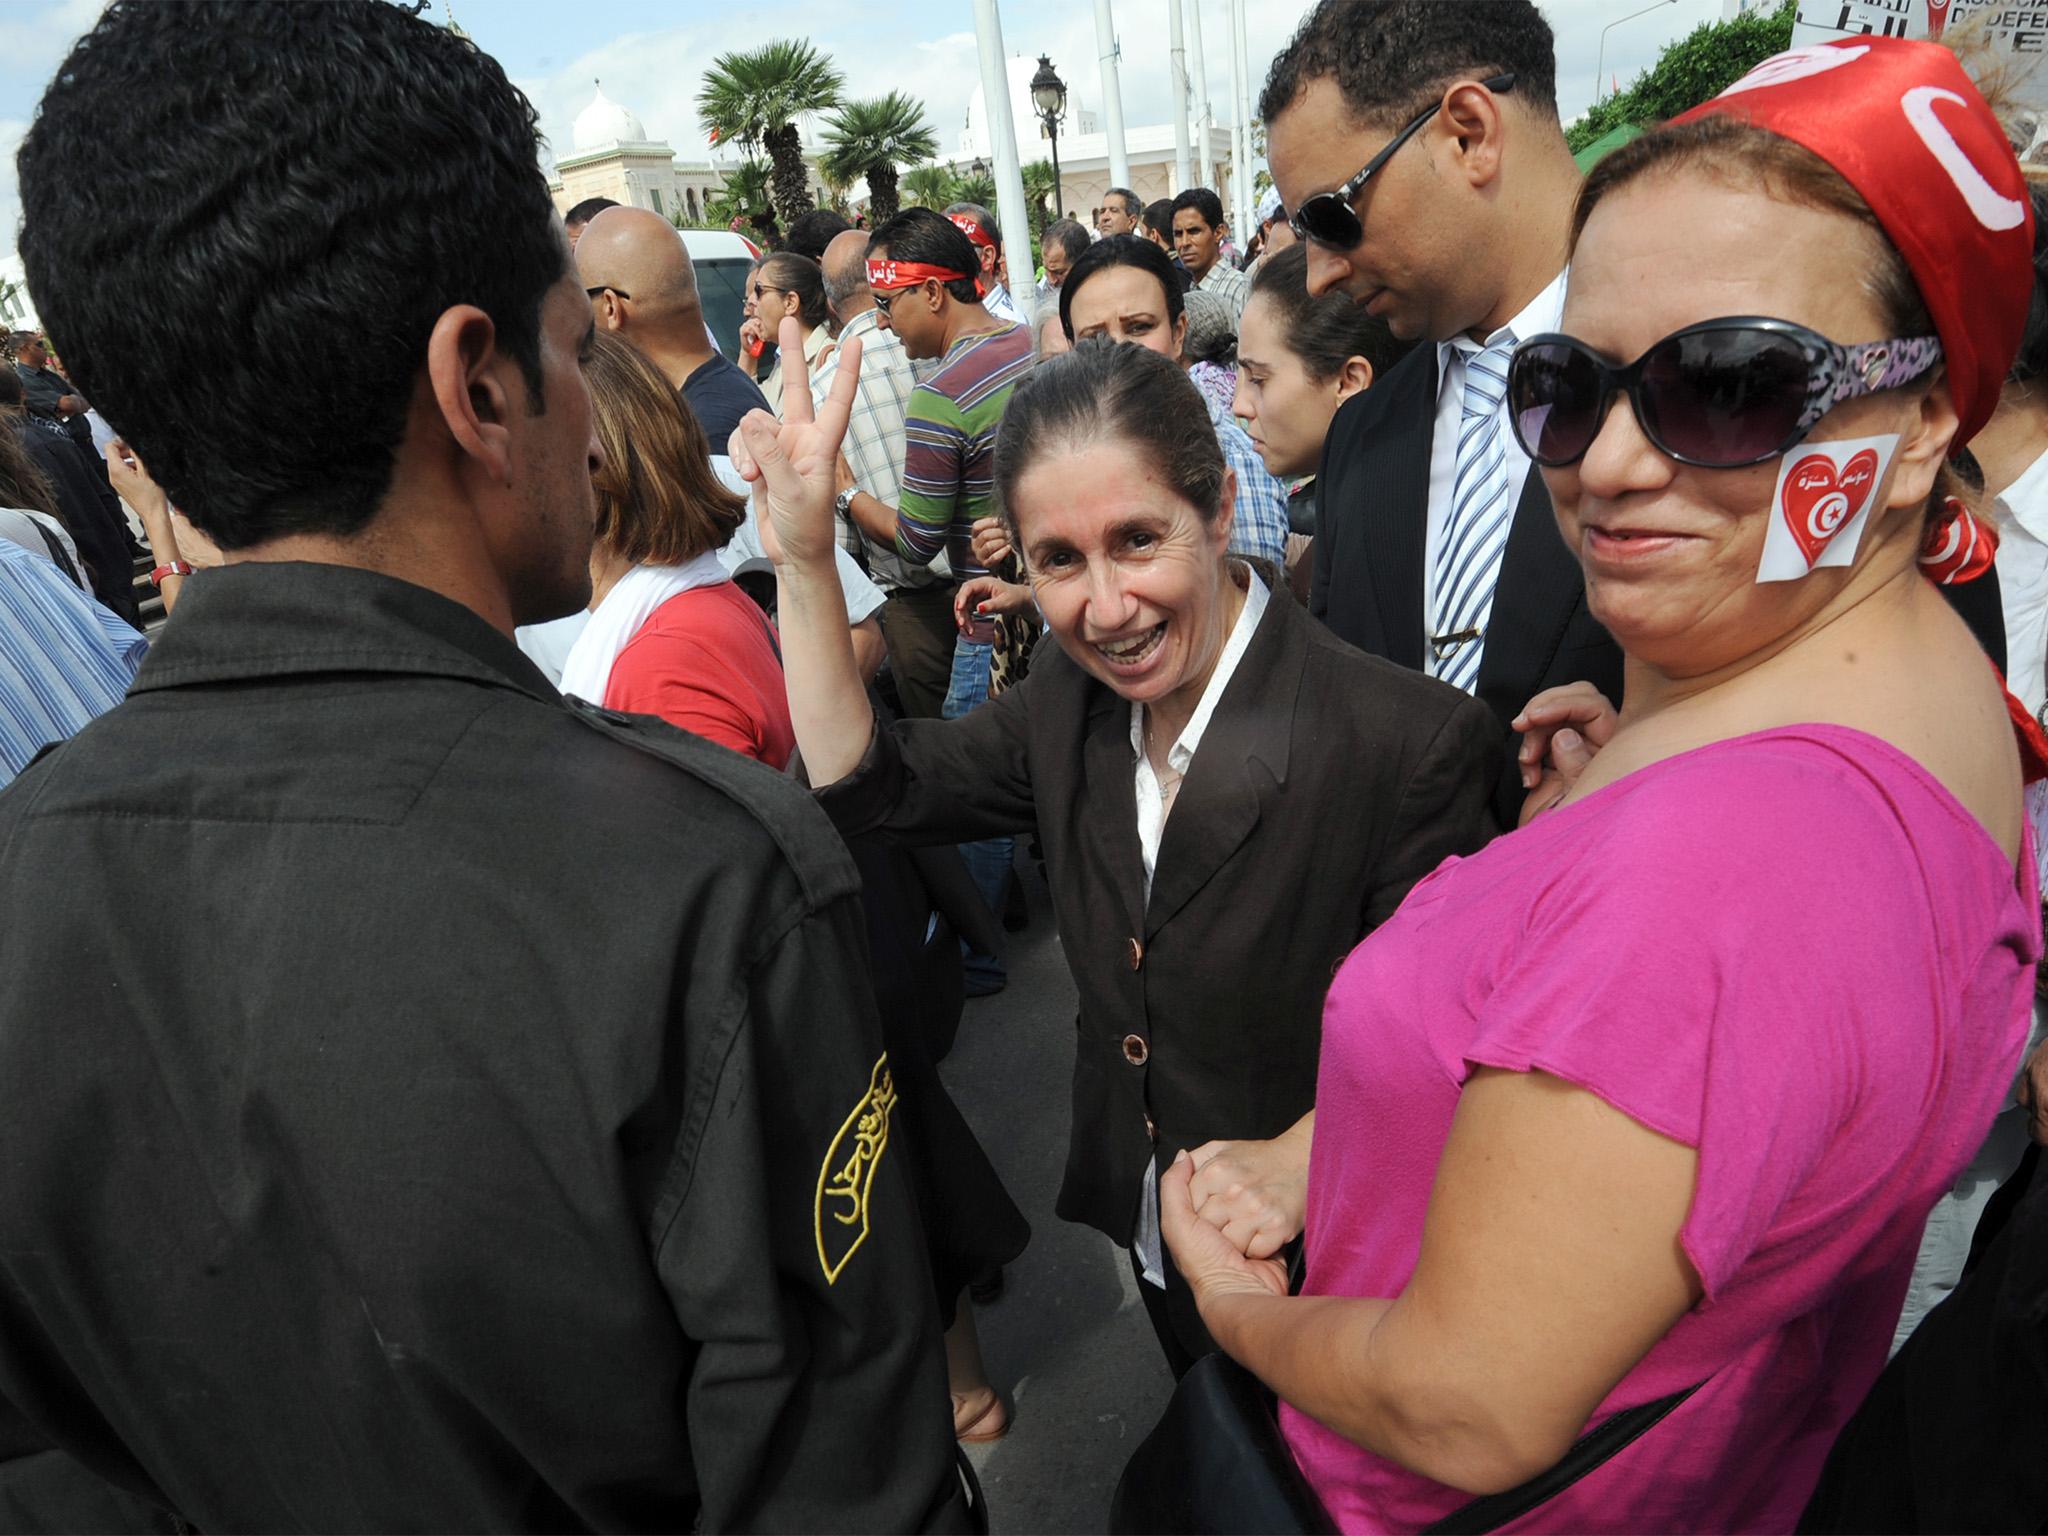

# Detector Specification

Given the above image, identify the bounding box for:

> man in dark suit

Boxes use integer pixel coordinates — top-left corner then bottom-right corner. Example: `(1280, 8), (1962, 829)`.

(1263, 0), (2005, 826)
(1262, 1), (1599, 825)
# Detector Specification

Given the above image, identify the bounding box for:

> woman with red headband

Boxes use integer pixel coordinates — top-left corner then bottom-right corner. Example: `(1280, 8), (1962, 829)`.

(1153, 39), (2043, 1531)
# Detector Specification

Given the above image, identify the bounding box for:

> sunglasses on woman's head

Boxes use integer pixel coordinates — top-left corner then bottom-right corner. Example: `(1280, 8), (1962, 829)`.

(1505, 317), (1944, 471)
(1288, 72), (1517, 250)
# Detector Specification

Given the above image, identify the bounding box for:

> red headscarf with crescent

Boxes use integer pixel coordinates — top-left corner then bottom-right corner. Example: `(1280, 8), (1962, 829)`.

(1676, 40), (2048, 776)
(1675, 38), (2032, 449)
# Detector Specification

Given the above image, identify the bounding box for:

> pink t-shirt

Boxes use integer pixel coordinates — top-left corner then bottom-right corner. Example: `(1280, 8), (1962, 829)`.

(1284, 726), (2038, 1533)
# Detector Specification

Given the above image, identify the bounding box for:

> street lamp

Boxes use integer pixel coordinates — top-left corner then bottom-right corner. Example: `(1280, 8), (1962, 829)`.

(1594, 0), (1676, 107)
(1030, 54), (1068, 220)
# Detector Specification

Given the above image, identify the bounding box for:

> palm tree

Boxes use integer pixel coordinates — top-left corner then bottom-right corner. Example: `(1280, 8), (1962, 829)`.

(707, 158), (775, 237)
(698, 40), (844, 227)
(1021, 158), (1056, 238)
(901, 162), (958, 210)
(952, 172), (997, 211)
(820, 92), (939, 223)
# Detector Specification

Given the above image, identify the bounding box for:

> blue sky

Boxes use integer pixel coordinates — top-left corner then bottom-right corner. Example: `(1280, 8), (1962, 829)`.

(0, 0), (1728, 320)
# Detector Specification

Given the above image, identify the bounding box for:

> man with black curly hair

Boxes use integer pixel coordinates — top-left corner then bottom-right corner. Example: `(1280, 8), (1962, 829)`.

(0, 4), (968, 1530)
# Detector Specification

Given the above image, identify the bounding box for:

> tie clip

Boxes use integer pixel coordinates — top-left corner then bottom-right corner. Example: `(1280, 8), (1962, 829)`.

(1430, 626), (1481, 662)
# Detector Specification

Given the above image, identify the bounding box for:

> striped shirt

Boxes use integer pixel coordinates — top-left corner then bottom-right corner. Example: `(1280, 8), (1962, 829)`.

(896, 322), (1034, 576)
(0, 536), (146, 787)
(811, 308), (939, 591)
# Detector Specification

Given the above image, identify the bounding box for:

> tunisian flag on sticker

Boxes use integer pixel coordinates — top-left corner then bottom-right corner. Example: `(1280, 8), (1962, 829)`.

(1756, 432), (1898, 583)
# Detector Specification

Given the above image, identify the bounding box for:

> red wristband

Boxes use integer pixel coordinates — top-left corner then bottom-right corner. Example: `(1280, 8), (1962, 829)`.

(149, 561), (194, 587)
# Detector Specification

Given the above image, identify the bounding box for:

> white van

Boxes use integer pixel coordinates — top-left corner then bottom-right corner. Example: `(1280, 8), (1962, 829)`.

(679, 229), (762, 362)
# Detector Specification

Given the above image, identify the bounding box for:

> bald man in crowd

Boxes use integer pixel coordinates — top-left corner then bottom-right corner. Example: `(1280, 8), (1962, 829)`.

(575, 205), (766, 443)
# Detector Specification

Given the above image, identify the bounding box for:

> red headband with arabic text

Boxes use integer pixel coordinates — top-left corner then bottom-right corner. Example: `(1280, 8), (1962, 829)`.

(1675, 38), (2033, 449)
(948, 213), (998, 251)
(867, 258), (976, 290)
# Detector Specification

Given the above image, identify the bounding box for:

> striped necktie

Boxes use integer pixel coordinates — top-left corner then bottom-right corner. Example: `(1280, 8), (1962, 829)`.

(1429, 338), (1516, 694)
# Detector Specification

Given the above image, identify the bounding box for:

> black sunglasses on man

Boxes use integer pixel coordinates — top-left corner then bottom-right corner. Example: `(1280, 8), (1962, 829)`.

(1290, 72), (1517, 249)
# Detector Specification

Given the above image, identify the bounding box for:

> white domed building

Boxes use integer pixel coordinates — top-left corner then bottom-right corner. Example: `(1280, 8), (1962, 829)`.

(949, 54), (1239, 225)
(548, 83), (731, 226)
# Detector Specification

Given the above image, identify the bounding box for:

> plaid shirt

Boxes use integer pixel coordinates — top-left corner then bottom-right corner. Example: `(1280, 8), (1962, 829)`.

(1196, 262), (1250, 322)
(1205, 391), (1290, 566)
(810, 308), (939, 592)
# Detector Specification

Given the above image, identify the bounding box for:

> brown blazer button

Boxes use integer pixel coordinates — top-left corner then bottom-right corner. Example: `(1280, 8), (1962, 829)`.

(1127, 937), (1144, 970)
(1122, 1033), (1150, 1065)
(1144, 1114), (1157, 1140)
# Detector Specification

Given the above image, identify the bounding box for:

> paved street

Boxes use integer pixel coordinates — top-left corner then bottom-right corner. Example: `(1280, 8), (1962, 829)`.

(941, 857), (1175, 1534)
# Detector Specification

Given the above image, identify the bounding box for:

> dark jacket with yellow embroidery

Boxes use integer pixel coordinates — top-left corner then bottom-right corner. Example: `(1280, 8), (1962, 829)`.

(0, 563), (963, 1534)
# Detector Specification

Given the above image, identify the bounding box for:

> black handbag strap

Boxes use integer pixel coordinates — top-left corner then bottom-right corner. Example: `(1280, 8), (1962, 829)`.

(1421, 1381), (1703, 1535)
(26, 518), (83, 590)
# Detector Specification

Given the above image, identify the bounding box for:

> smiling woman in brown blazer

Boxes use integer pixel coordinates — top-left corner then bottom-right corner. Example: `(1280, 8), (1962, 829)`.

(732, 328), (1500, 1377)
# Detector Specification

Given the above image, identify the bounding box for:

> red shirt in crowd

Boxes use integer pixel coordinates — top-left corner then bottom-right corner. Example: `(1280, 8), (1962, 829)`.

(603, 581), (796, 769)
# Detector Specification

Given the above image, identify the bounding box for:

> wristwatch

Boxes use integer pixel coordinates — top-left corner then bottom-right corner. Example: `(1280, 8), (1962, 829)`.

(834, 487), (857, 519)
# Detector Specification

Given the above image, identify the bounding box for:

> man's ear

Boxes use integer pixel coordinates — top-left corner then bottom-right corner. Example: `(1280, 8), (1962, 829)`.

(425, 304), (515, 486)
(1440, 79), (1509, 190)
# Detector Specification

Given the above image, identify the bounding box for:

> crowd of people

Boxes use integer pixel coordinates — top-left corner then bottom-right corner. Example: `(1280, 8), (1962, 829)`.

(1, 0), (2046, 1531)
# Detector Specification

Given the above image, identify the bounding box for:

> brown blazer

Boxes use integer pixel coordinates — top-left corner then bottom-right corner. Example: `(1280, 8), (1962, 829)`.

(817, 576), (1501, 1243)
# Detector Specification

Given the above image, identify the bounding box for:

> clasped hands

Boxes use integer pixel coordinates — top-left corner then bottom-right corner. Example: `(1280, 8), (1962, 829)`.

(1157, 1119), (1312, 1312)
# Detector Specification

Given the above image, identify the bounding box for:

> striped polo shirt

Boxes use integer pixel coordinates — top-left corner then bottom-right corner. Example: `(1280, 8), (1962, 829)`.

(895, 321), (1034, 577)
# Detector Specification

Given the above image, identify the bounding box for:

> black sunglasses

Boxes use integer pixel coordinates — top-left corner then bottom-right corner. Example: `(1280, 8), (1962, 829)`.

(1289, 72), (1516, 249)
(584, 285), (630, 301)
(1505, 317), (1944, 471)
(871, 282), (928, 316)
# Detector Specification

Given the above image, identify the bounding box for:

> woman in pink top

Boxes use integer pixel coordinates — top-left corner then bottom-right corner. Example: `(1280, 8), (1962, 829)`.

(1160, 39), (2042, 1532)
(561, 334), (796, 768)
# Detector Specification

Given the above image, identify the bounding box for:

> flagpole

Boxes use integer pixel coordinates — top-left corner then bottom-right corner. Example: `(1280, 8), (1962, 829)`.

(1095, 0), (1133, 192)
(972, 0), (1037, 329)
(1169, 0), (1193, 192)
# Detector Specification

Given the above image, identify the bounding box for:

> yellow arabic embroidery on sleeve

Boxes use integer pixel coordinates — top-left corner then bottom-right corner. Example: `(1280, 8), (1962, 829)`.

(815, 1054), (897, 1284)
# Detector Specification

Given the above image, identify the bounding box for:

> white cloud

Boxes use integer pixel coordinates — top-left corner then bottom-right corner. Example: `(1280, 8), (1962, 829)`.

(0, 0), (100, 75)
(0, 0), (1725, 320)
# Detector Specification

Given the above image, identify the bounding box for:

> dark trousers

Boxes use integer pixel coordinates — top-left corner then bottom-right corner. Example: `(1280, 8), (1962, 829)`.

(1130, 1236), (1218, 1381)
(878, 584), (958, 721)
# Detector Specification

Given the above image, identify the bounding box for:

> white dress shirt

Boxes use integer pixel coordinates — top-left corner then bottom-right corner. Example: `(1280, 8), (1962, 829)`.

(1993, 442), (2048, 719)
(1131, 565), (1271, 1286)
(982, 280), (1025, 327)
(1421, 268), (1568, 678)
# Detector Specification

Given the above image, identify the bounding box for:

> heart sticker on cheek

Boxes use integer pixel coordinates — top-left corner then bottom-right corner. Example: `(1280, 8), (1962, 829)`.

(1757, 433), (1898, 583)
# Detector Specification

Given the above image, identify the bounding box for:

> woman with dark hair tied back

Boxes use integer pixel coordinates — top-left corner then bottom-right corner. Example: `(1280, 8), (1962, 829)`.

(743, 251), (834, 412)
(1154, 38), (2046, 1533)
(558, 332), (794, 766)
(1234, 242), (1409, 544)
(731, 320), (1499, 1380)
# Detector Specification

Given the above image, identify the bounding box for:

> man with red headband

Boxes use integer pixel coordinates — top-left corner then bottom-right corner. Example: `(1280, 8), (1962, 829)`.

(838, 205), (1034, 995)
(944, 201), (1024, 326)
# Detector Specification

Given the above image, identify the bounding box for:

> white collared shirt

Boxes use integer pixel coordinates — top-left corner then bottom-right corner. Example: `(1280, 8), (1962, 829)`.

(1421, 268), (1568, 677)
(982, 280), (1025, 327)
(1994, 442), (2048, 719)
(1128, 566), (1269, 899)
(1130, 564), (1270, 1288)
